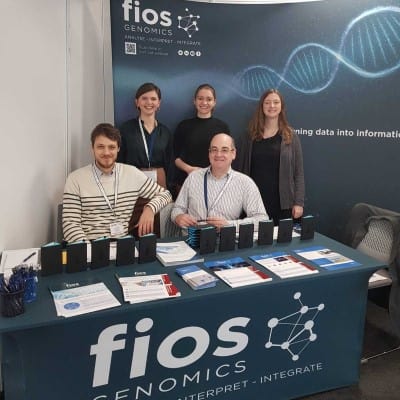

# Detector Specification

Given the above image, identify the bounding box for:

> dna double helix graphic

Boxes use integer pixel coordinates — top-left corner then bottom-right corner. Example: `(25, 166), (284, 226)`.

(233, 6), (400, 100)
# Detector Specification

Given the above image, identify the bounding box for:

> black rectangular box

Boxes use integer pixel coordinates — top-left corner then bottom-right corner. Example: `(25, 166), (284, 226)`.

(258, 220), (274, 246)
(199, 226), (217, 254)
(40, 243), (63, 276)
(116, 235), (135, 266)
(300, 215), (316, 240)
(138, 234), (157, 263)
(277, 218), (293, 243)
(91, 237), (110, 269)
(65, 241), (87, 273)
(219, 225), (236, 252)
(238, 223), (254, 249)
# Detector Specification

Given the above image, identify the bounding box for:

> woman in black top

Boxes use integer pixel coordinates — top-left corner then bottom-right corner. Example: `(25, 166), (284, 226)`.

(174, 84), (230, 188)
(237, 89), (305, 225)
(118, 82), (173, 190)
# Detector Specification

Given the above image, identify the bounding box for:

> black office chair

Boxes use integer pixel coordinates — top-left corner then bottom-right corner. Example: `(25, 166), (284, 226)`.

(357, 218), (393, 289)
(344, 203), (400, 362)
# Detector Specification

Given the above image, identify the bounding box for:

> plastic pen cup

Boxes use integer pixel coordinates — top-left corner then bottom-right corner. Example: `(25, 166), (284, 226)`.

(1, 289), (25, 317)
(24, 276), (38, 303)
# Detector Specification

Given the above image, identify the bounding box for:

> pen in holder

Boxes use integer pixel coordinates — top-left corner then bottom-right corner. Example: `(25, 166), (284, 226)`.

(24, 274), (38, 303)
(13, 264), (38, 303)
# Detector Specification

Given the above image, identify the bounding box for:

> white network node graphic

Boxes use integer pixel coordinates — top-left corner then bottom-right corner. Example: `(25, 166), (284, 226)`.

(265, 292), (325, 361)
(177, 8), (200, 38)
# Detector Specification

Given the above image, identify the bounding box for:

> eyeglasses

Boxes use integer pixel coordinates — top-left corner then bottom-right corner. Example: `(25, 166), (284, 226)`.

(209, 147), (234, 154)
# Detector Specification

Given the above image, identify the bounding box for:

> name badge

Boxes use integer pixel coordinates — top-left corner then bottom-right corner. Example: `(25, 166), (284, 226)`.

(110, 221), (125, 237)
(142, 169), (157, 182)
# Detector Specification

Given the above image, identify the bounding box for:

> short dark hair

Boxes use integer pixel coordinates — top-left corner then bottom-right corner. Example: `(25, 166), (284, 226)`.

(135, 82), (162, 100)
(90, 123), (121, 147)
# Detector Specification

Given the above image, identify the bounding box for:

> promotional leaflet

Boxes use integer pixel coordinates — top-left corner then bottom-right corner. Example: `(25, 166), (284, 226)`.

(203, 256), (251, 271)
(117, 273), (181, 304)
(213, 266), (272, 288)
(156, 241), (204, 266)
(49, 281), (121, 318)
(176, 265), (218, 290)
(294, 246), (361, 270)
(250, 252), (318, 279)
(204, 257), (272, 288)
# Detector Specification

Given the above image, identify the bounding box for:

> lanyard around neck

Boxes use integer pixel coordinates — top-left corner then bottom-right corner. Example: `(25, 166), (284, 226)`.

(139, 118), (158, 168)
(203, 170), (232, 216)
(92, 164), (119, 216)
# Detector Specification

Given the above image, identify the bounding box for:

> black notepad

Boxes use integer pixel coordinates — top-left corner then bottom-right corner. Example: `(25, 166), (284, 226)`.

(138, 234), (157, 263)
(91, 237), (110, 269)
(300, 215), (316, 240)
(199, 226), (217, 254)
(65, 241), (87, 273)
(258, 220), (274, 246)
(40, 242), (63, 276)
(116, 235), (135, 266)
(219, 225), (236, 252)
(277, 218), (293, 243)
(238, 223), (254, 249)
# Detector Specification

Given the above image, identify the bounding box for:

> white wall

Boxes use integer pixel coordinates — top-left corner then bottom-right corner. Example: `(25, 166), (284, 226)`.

(68, 0), (114, 172)
(0, 0), (113, 251)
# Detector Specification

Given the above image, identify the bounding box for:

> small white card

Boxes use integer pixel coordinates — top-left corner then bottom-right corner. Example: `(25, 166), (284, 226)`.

(110, 221), (124, 236)
(142, 169), (157, 182)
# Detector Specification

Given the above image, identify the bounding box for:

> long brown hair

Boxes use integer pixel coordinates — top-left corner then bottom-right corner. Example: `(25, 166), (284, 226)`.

(248, 89), (293, 144)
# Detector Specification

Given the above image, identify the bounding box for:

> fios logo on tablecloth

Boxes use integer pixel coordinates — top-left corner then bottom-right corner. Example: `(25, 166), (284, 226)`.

(89, 293), (325, 388)
(90, 316), (249, 388)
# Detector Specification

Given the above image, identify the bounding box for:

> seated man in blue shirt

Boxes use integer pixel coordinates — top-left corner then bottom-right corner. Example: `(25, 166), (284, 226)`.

(171, 133), (268, 231)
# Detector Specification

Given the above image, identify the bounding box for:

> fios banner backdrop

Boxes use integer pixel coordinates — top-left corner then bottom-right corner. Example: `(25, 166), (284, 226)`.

(110, 0), (400, 240)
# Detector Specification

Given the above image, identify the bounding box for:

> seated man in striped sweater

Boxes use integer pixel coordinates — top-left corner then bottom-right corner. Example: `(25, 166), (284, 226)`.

(62, 123), (172, 242)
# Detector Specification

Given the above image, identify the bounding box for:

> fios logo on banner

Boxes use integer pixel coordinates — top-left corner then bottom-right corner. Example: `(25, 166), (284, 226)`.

(122, 0), (172, 27)
(118, 0), (202, 57)
(90, 316), (249, 388)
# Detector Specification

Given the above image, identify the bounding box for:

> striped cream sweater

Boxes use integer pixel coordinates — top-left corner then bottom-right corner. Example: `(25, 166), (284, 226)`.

(62, 163), (172, 242)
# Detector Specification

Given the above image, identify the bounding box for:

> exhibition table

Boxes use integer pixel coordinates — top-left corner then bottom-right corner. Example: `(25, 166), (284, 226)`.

(0, 234), (382, 400)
